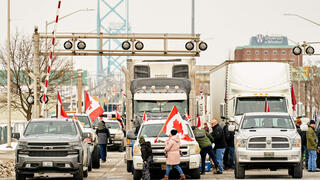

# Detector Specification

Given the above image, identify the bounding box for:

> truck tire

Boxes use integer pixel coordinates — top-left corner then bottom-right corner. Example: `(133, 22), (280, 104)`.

(133, 169), (142, 180)
(127, 160), (133, 172)
(235, 162), (245, 179)
(88, 159), (92, 171)
(83, 167), (88, 178)
(292, 162), (303, 178)
(189, 168), (201, 179)
(92, 145), (100, 168)
(15, 172), (26, 180)
(73, 166), (84, 180)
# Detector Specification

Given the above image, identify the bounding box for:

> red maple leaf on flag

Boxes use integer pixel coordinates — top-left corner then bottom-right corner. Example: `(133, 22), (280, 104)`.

(173, 119), (184, 134)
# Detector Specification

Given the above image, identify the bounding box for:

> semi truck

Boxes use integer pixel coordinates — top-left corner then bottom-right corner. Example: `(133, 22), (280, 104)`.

(122, 58), (197, 173)
(210, 60), (299, 124)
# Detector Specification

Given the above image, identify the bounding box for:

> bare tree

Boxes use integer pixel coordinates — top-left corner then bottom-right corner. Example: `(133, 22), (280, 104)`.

(0, 33), (73, 120)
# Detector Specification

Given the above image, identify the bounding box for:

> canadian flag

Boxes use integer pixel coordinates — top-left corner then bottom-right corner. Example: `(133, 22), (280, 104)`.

(264, 99), (270, 112)
(155, 105), (193, 142)
(142, 111), (149, 122)
(115, 105), (124, 128)
(185, 111), (191, 121)
(57, 91), (69, 118)
(291, 85), (297, 111)
(196, 115), (201, 128)
(85, 90), (104, 122)
(73, 114), (78, 120)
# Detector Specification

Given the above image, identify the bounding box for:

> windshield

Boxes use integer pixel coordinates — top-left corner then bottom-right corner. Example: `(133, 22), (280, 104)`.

(138, 123), (194, 138)
(24, 121), (77, 136)
(134, 100), (188, 114)
(105, 121), (120, 129)
(235, 97), (287, 116)
(70, 115), (91, 128)
(241, 115), (294, 129)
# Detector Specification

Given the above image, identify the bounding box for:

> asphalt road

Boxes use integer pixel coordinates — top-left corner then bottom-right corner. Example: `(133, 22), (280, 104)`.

(3, 151), (320, 180)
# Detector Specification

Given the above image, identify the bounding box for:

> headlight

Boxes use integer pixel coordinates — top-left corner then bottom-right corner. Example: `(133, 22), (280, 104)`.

(133, 145), (141, 156)
(291, 137), (301, 147)
(69, 141), (80, 146)
(236, 139), (247, 148)
(189, 144), (200, 155)
(17, 141), (28, 149)
(115, 132), (124, 139)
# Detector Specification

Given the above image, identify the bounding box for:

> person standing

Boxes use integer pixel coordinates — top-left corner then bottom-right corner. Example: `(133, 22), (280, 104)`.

(307, 120), (319, 172)
(296, 118), (308, 168)
(161, 129), (185, 180)
(139, 136), (153, 180)
(192, 126), (215, 175)
(203, 123), (210, 133)
(210, 119), (226, 174)
(96, 120), (110, 163)
(223, 122), (235, 170)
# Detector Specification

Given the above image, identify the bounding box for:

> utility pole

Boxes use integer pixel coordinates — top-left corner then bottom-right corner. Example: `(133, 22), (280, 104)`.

(7, 0), (11, 148)
(191, 0), (195, 35)
(77, 70), (83, 113)
(33, 27), (40, 118)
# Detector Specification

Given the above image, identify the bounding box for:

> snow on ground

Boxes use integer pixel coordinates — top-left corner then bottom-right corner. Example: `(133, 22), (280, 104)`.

(0, 142), (17, 151)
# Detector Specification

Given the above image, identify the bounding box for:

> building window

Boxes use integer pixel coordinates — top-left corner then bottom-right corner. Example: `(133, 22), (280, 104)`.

(255, 50), (259, 55)
(282, 50), (286, 55)
(246, 50), (251, 55)
(264, 50), (268, 55)
(273, 50), (277, 55)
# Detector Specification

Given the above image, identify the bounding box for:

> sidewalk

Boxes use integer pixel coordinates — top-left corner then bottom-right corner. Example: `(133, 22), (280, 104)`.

(0, 142), (16, 160)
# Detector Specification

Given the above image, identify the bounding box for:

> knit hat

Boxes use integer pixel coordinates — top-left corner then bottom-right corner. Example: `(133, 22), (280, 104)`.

(296, 118), (302, 125)
(139, 136), (145, 144)
(310, 120), (316, 125)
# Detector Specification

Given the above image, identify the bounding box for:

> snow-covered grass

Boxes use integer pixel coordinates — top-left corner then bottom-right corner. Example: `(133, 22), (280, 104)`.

(0, 142), (17, 151)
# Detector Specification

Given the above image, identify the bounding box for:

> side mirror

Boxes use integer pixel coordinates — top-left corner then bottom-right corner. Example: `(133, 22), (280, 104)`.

(220, 103), (226, 119)
(297, 102), (303, 118)
(127, 130), (136, 140)
(300, 123), (308, 132)
(12, 132), (20, 140)
(228, 125), (236, 132)
(195, 132), (205, 138)
(229, 117), (235, 122)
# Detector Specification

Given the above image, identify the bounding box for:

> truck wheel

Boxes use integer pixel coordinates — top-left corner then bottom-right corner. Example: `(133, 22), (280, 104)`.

(83, 167), (88, 177)
(73, 165), (84, 180)
(235, 162), (245, 179)
(127, 160), (133, 172)
(189, 168), (201, 179)
(133, 169), (142, 180)
(88, 159), (92, 171)
(92, 145), (100, 168)
(292, 162), (303, 178)
(15, 172), (26, 180)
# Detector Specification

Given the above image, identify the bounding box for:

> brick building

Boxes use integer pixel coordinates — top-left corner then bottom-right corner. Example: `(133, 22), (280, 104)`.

(234, 34), (302, 67)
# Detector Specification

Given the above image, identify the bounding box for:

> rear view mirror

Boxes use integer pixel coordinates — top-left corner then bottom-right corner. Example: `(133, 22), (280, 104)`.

(220, 103), (226, 119)
(228, 125), (236, 132)
(127, 131), (136, 140)
(195, 132), (205, 138)
(300, 123), (308, 132)
(12, 132), (20, 140)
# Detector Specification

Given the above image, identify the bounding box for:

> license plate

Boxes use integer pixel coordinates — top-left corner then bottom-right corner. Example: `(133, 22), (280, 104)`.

(264, 152), (274, 157)
(42, 161), (53, 167)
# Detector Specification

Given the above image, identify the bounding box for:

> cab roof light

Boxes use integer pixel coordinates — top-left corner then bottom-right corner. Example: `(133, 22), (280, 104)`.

(151, 86), (155, 90)
(254, 93), (257, 95)
(165, 86), (170, 90)
(142, 86), (147, 92)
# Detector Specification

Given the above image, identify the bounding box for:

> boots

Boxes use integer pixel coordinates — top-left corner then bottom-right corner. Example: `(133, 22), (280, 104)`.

(160, 175), (168, 180)
(179, 174), (185, 180)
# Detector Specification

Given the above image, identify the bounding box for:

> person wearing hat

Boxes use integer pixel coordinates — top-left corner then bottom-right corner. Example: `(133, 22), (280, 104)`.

(203, 123), (210, 133)
(139, 136), (153, 180)
(296, 118), (308, 167)
(307, 120), (319, 172)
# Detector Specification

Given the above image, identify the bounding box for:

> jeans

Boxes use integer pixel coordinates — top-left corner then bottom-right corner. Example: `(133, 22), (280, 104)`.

(200, 146), (216, 173)
(303, 145), (309, 167)
(165, 165), (184, 176)
(99, 144), (107, 161)
(229, 147), (235, 169)
(308, 150), (317, 171)
(215, 148), (225, 172)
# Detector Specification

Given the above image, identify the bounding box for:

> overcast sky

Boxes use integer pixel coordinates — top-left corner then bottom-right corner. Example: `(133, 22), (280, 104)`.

(1, 0), (320, 73)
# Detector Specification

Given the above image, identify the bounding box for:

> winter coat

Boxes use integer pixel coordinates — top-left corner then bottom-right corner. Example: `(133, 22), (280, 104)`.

(211, 124), (226, 149)
(307, 126), (318, 150)
(223, 125), (235, 147)
(96, 127), (110, 145)
(164, 135), (181, 165)
(193, 129), (214, 149)
(141, 141), (153, 162)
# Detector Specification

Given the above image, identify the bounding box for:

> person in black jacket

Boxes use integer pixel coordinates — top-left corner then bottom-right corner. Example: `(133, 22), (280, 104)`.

(139, 136), (153, 180)
(211, 119), (226, 174)
(296, 118), (308, 168)
(223, 122), (235, 170)
(96, 120), (110, 163)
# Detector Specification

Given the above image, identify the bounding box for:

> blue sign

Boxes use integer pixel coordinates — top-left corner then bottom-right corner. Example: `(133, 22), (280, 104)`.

(250, 34), (288, 46)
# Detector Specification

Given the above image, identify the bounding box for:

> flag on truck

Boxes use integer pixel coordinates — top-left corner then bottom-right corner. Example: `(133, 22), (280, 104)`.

(196, 114), (201, 128)
(85, 90), (104, 122)
(57, 91), (68, 118)
(185, 111), (191, 121)
(291, 85), (297, 111)
(143, 111), (149, 122)
(116, 105), (125, 128)
(154, 105), (193, 143)
(264, 99), (270, 112)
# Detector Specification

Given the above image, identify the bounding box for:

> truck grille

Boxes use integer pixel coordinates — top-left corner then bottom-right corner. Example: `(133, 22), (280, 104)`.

(151, 146), (188, 156)
(29, 151), (68, 157)
(251, 157), (288, 161)
(248, 136), (290, 149)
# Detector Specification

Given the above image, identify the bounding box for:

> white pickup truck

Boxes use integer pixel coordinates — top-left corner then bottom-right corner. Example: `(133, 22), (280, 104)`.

(127, 120), (201, 179)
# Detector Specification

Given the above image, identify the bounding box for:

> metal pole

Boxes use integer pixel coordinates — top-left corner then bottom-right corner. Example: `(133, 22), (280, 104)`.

(77, 70), (83, 113)
(297, 55), (300, 102)
(33, 27), (40, 118)
(191, 0), (195, 34)
(70, 57), (73, 110)
(7, 0), (12, 148)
